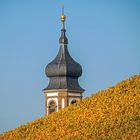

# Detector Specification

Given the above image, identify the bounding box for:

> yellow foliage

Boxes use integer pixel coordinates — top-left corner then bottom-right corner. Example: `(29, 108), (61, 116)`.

(0, 74), (140, 140)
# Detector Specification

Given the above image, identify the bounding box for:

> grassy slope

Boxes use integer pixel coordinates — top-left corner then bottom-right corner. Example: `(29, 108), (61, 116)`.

(0, 74), (140, 140)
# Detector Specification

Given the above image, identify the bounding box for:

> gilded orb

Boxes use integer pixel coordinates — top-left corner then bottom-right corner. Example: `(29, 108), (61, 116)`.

(61, 15), (66, 22)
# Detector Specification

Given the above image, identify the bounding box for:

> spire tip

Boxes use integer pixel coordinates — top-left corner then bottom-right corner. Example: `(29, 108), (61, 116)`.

(60, 4), (66, 22)
(62, 4), (64, 14)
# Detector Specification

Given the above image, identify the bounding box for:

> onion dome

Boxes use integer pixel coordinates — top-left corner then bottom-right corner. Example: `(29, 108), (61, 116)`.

(45, 32), (82, 77)
(44, 7), (84, 92)
(45, 10), (82, 78)
(45, 46), (82, 77)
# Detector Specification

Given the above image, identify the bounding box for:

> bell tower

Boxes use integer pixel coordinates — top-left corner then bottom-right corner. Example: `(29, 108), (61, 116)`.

(43, 7), (84, 115)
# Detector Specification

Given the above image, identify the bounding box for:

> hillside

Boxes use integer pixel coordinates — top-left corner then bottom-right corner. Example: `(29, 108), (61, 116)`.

(0, 74), (140, 140)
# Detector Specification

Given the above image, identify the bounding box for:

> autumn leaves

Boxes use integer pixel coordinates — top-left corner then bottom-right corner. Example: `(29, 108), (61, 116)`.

(0, 74), (140, 140)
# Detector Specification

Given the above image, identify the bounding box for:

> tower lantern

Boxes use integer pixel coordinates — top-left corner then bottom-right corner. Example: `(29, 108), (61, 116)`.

(43, 7), (84, 115)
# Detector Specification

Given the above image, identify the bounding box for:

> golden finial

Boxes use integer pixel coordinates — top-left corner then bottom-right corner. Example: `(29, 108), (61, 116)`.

(61, 4), (66, 22)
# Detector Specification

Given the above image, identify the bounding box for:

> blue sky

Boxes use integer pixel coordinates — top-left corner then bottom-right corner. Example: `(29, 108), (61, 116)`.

(0, 0), (140, 133)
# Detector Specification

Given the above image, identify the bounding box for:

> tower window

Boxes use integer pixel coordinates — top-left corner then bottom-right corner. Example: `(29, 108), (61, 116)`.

(48, 100), (57, 114)
(71, 99), (77, 104)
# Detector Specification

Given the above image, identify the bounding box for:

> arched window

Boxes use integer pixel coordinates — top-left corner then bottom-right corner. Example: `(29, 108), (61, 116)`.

(71, 99), (77, 105)
(48, 100), (57, 114)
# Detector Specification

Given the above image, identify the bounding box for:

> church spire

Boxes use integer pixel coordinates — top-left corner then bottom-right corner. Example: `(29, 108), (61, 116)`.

(59, 5), (68, 44)
(43, 7), (84, 115)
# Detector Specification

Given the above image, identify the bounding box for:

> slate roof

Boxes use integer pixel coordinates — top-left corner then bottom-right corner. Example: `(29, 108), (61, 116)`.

(44, 20), (84, 92)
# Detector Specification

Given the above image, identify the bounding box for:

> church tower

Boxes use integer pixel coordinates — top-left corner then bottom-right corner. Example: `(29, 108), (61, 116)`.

(43, 8), (84, 115)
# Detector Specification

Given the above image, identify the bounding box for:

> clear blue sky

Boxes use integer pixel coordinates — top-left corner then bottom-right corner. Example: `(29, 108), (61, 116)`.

(0, 0), (140, 133)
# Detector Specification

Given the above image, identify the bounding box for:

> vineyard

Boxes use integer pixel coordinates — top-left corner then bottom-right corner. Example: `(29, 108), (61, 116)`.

(0, 74), (140, 140)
